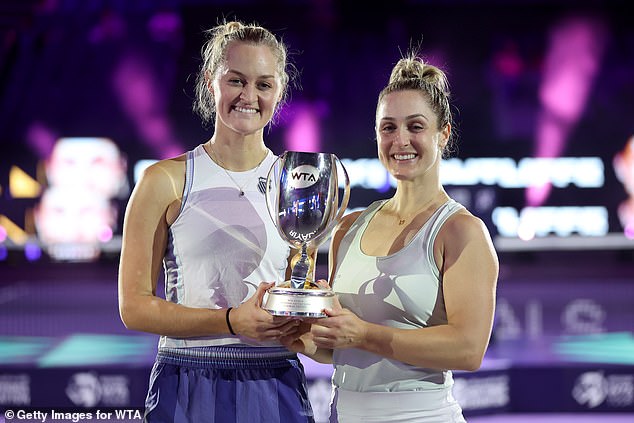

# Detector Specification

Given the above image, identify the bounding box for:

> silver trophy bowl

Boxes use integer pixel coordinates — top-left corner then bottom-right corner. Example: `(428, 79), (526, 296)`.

(263, 151), (350, 317)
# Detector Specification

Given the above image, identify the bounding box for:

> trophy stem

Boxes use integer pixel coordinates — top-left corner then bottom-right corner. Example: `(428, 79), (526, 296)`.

(290, 244), (309, 289)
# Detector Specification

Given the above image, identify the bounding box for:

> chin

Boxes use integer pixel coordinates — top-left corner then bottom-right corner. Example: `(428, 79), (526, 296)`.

(229, 122), (266, 135)
(389, 171), (410, 181)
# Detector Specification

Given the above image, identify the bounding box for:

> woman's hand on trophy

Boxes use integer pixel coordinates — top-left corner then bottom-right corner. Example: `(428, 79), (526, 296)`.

(310, 295), (368, 350)
(277, 279), (330, 354)
(230, 282), (300, 341)
(280, 320), (315, 354)
(314, 279), (331, 289)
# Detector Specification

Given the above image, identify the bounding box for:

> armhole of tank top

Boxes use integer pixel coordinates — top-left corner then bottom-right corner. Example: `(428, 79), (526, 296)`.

(350, 201), (384, 236)
(426, 201), (460, 279)
(179, 150), (195, 213)
(344, 200), (387, 258)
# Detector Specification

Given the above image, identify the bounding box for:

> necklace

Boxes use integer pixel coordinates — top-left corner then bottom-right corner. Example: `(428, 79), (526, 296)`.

(386, 193), (447, 225)
(208, 143), (268, 197)
(397, 211), (419, 225)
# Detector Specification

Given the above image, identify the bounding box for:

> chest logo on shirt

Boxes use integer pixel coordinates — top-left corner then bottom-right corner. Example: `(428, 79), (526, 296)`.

(258, 177), (267, 194)
(288, 165), (319, 189)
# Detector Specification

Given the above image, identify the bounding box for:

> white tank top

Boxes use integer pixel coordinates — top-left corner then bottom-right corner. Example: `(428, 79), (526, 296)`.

(332, 198), (464, 391)
(159, 144), (289, 348)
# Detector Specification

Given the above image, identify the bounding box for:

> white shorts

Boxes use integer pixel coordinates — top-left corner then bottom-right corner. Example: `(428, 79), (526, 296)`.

(330, 387), (466, 423)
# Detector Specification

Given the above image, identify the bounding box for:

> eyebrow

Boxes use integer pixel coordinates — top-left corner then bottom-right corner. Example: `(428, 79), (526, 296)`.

(380, 114), (429, 121)
(226, 69), (276, 80)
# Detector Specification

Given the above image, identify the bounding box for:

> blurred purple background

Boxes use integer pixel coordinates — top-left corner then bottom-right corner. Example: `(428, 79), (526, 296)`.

(1, 1), (633, 421)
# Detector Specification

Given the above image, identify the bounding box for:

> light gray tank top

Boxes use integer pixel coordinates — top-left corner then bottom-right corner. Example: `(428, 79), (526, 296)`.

(159, 144), (289, 348)
(332, 198), (464, 392)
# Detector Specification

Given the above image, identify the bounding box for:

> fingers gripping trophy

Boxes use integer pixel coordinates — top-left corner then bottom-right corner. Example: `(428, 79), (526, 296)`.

(264, 151), (350, 317)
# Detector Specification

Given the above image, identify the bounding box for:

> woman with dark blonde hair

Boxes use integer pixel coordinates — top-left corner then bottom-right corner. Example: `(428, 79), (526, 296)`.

(118, 21), (314, 422)
(285, 52), (498, 422)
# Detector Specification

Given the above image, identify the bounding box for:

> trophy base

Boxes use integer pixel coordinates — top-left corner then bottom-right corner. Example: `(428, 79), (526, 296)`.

(263, 287), (334, 318)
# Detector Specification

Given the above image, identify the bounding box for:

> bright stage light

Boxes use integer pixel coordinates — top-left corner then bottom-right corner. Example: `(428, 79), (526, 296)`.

(33, 137), (128, 262)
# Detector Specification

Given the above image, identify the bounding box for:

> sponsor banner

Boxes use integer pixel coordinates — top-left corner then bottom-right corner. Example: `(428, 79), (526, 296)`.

(493, 280), (634, 341)
(0, 368), (149, 409)
(512, 366), (634, 412)
(454, 371), (512, 416)
(0, 374), (30, 406)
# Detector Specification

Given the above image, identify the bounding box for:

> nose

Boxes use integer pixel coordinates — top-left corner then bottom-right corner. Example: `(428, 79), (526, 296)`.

(393, 128), (410, 147)
(240, 84), (257, 103)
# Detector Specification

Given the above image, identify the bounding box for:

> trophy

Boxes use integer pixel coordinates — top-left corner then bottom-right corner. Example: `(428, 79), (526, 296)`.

(263, 151), (350, 317)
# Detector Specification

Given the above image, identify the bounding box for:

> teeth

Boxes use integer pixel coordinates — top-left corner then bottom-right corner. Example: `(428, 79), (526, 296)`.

(394, 153), (416, 160)
(234, 106), (258, 114)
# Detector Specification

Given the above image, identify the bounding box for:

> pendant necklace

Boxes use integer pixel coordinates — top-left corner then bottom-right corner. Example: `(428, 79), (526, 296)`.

(208, 144), (267, 197)
(388, 193), (447, 225)
(397, 211), (419, 225)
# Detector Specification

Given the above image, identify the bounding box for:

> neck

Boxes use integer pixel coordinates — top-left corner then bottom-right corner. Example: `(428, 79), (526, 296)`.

(389, 183), (447, 214)
(383, 189), (448, 226)
(206, 134), (268, 171)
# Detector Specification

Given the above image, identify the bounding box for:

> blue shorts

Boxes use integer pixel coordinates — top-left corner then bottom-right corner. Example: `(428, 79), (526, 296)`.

(145, 345), (315, 423)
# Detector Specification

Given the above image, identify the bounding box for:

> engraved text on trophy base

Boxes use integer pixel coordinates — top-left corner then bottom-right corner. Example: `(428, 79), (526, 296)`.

(263, 287), (334, 318)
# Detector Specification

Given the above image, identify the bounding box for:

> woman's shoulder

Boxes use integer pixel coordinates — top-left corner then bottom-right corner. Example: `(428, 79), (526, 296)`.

(441, 204), (492, 245)
(339, 210), (363, 228)
(334, 200), (385, 236)
(135, 153), (187, 199)
(143, 154), (186, 178)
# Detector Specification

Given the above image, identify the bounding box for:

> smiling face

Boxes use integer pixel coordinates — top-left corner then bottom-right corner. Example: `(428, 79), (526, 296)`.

(209, 42), (283, 137)
(376, 89), (450, 182)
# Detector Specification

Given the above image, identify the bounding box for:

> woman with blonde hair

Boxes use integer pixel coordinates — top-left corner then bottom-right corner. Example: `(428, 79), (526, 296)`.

(118, 21), (314, 422)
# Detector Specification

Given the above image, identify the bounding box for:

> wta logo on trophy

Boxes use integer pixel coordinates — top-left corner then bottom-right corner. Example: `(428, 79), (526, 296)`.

(288, 165), (320, 189)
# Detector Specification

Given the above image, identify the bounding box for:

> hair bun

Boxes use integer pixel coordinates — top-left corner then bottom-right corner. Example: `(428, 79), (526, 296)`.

(224, 21), (244, 34)
(389, 55), (449, 95)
